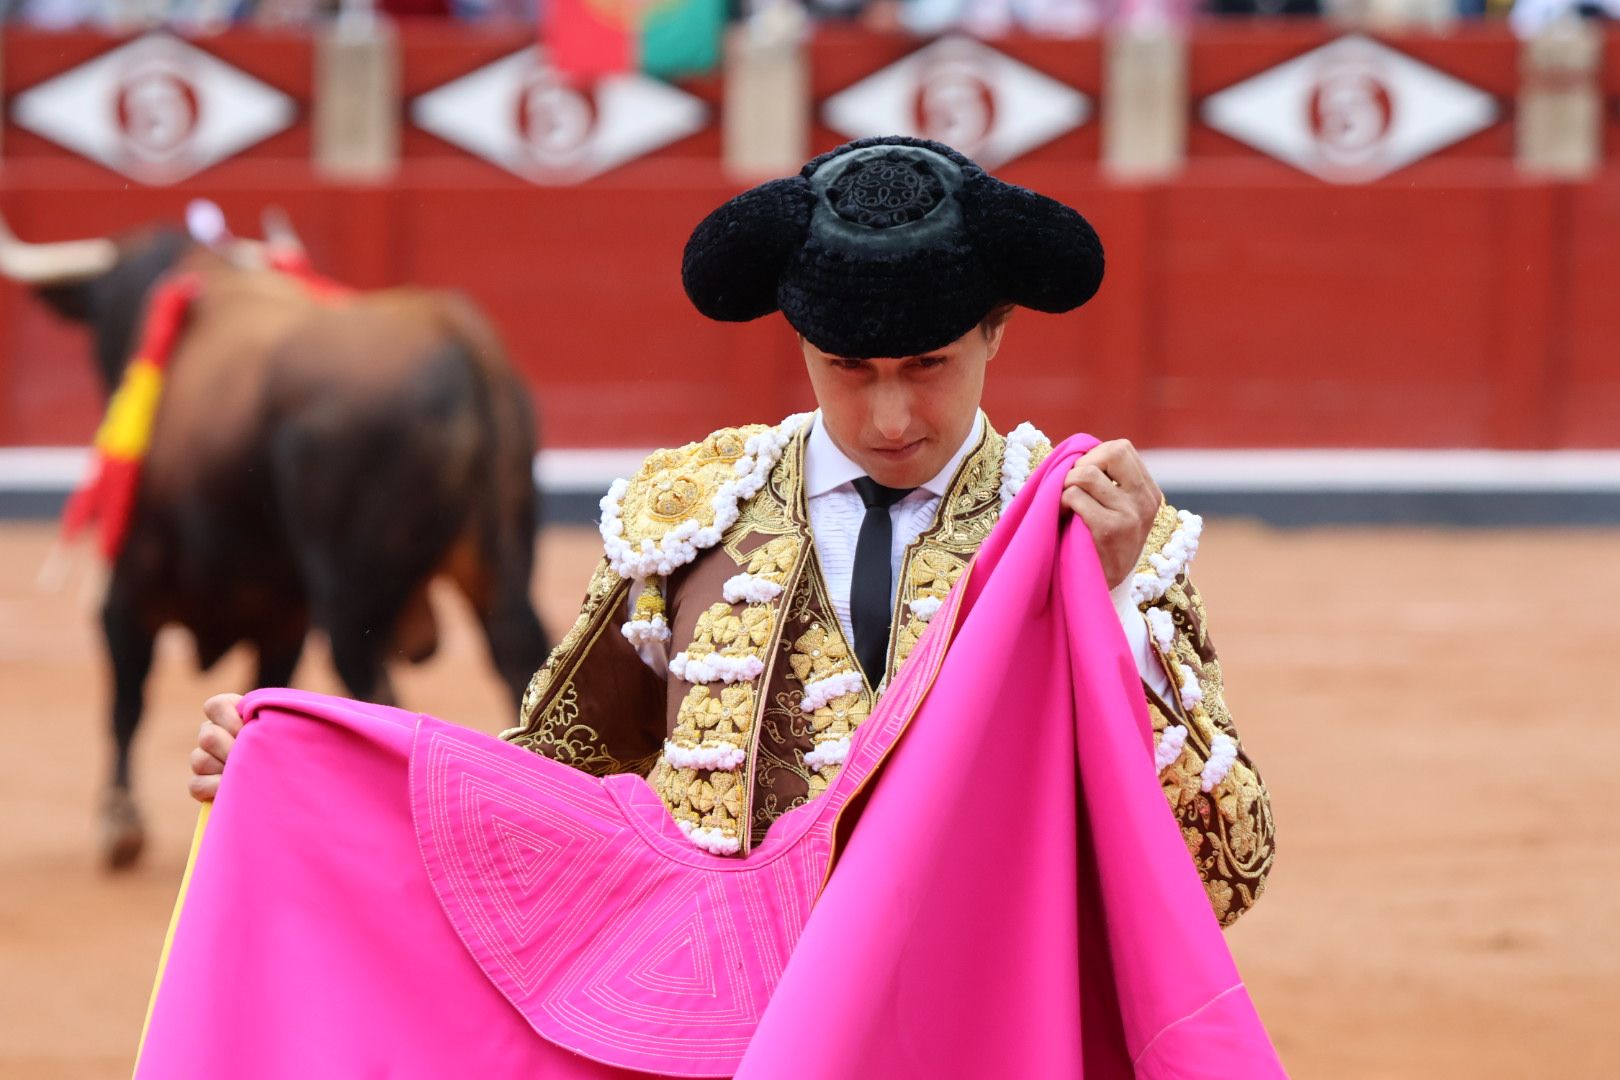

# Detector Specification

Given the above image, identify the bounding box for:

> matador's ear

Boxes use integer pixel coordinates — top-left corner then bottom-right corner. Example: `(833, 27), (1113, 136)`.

(958, 171), (1104, 314)
(680, 177), (816, 322)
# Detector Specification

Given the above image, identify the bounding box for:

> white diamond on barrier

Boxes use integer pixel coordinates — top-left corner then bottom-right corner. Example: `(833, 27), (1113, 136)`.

(821, 34), (1090, 168)
(10, 33), (296, 187)
(409, 49), (708, 185)
(1200, 34), (1498, 184)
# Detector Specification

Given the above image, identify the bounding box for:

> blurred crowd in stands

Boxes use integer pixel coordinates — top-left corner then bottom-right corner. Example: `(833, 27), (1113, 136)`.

(0, 0), (1607, 41)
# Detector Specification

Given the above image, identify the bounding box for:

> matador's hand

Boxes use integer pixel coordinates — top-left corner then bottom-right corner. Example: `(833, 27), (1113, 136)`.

(189, 694), (244, 804)
(1061, 439), (1163, 590)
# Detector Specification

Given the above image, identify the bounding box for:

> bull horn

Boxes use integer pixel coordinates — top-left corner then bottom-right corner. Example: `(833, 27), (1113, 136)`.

(185, 198), (231, 248)
(261, 206), (306, 259)
(0, 212), (118, 284)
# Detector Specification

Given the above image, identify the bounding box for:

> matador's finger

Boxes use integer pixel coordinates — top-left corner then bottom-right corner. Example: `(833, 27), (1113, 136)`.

(203, 693), (245, 736)
(191, 747), (225, 776)
(1071, 464), (1131, 510)
(1095, 440), (1153, 493)
(198, 722), (235, 763)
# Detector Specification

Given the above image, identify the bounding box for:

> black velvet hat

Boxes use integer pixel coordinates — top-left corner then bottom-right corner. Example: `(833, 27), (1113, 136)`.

(681, 136), (1104, 359)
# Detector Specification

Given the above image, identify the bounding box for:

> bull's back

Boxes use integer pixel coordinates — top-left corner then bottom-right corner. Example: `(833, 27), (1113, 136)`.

(141, 268), (315, 500)
(133, 271), (534, 651)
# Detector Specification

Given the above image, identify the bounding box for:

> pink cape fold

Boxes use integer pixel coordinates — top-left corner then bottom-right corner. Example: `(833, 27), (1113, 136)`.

(737, 436), (1284, 1078)
(136, 434), (1284, 1079)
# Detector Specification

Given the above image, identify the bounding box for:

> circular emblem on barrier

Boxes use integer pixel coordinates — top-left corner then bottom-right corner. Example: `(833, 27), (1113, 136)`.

(913, 55), (995, 158)
(1307, 60), (1394, 168)
(115, 60), (200, 163)
(515, 70), (596, 169)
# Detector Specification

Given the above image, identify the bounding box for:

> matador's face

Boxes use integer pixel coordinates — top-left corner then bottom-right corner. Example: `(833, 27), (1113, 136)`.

(800, 318), (1004, 489)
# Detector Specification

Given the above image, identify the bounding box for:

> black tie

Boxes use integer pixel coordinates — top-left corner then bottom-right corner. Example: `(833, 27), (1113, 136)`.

(850, 476), (915, 686)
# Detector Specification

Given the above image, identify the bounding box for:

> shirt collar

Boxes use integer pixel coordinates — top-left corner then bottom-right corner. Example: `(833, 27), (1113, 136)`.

(804, 411), (985, 500)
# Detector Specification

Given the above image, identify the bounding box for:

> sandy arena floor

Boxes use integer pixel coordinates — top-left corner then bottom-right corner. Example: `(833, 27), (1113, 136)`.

(1, 519), (1616, 1079)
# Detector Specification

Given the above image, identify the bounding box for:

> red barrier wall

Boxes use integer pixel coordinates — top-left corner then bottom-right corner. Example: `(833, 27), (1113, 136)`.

(1, 24), (1616, 452)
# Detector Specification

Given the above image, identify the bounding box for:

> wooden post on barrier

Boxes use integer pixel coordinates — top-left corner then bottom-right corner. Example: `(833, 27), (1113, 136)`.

(1517, 20), (1601, 179)
(314, 15), (401, 183)
(722, 11), (810, 179)
(1102, 30), (1186, 181)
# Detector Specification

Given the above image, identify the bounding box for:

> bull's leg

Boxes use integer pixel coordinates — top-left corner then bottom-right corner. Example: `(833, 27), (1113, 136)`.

(447, 528), (549, 710)
(481, 594), (548, 710)
(253, 635), (305, 690)
(326, 613), (397, 707)
(471, 563), (548, 710)
(100, 593), (154, 870)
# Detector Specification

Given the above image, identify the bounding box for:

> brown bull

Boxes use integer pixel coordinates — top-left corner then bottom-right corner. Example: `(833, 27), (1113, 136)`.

(0, 214), (550, 868)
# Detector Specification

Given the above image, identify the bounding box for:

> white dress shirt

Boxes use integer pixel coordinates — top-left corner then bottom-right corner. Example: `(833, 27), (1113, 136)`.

(629, 412), (1172, 703)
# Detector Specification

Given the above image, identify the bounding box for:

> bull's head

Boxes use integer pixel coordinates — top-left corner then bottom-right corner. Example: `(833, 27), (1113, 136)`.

(0, 214), (192, 393)
(0, 206), (307, 393)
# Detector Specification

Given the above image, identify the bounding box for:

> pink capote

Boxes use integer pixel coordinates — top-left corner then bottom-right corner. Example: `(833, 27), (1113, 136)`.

(136, 434), (1283, 1079)
(739, 435), (1285, 1078)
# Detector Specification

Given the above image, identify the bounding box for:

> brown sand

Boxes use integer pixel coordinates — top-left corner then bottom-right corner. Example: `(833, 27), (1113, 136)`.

(1, 520), (1615, 1079)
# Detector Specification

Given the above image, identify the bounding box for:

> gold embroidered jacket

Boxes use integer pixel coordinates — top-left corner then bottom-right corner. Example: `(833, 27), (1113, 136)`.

(502, 415), (1274, 926)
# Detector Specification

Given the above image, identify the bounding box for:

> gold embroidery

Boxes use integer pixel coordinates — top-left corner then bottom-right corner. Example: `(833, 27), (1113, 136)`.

(753, 684), (819, 832)
(669, 683), (756, 753)
(516, 559), (620, 722)
(807, 691), (867, 739)
(787, 621), (874, 783)
(648, 761), (700, 826)
(504, 559), (653, 775)
(507, 684), (659, 778)
(684, 601), (774, 664)
(1136, 502), (1184, 576)
(631, 583), (666, 622)
(649, 746), (746, 839)
(619, 425), (770, 548)
(1141, 549), (1275, 927)
(788, 623), (857, 683)
(887, 418), (1007, 673)
(743, 535), (800, 580)
(747, 444), (863, 842)
(654, 429), (816, 856)
(909, 547), (966, 600)
(725, 436), (803, 547)
(1027, 436), (1054, 473)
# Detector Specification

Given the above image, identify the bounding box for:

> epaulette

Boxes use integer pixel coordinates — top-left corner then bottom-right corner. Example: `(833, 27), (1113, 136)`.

(998, 421), (1052, 510)
(1130, 501), (1203, 607)
(599, 413), (813, 581)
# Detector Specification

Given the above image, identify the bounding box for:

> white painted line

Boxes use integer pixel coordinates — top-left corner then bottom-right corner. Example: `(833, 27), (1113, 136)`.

(532, 449), (653, 492)
(0, 447), (90, 489)
(1138, 450), (1620, 492)
(5, 446), (1620, 495)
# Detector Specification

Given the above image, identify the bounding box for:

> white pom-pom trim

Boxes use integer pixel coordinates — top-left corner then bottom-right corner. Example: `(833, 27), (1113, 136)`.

(675, 818), (741, 856)
(799, 670), (864, 714)
(1154, 724), (1189, 773)
(998, 422), (1047, 511)
(908, 596), (944, 623)
(804, 736), (852, 771)
(1144, 606), (1176, 651)
(1128, 511), (1204, 606)
(621, 616), (671, 648)
(722, 573), (784, 605)
(662, 740), (746, 771)
(1177, 663), (1205, 710)
(670, 651), (765, 685)
(600, 412), (813, 580)
(1199, 733), (1239, 792)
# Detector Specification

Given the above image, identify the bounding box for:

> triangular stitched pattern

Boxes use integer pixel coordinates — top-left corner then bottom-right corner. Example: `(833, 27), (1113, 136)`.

(625, 906), (716, 997)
